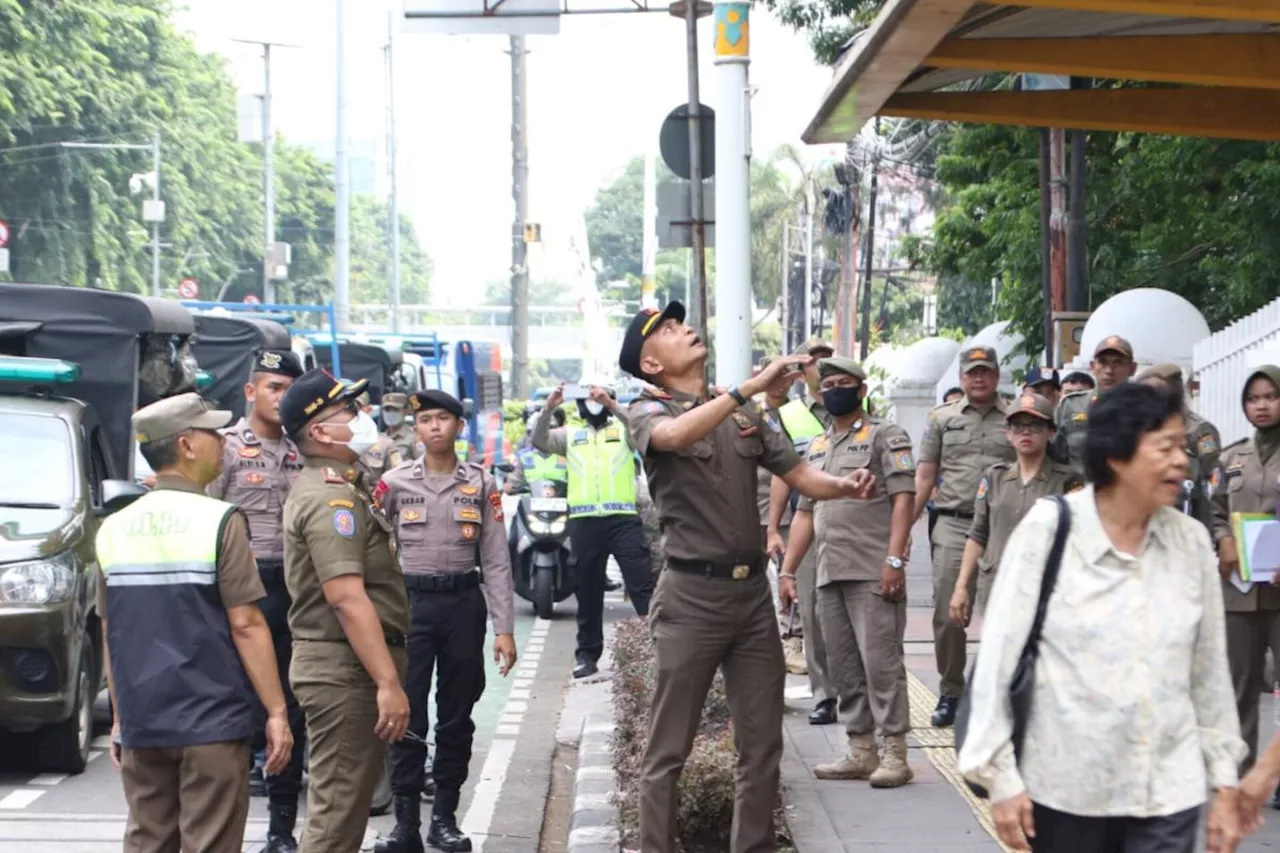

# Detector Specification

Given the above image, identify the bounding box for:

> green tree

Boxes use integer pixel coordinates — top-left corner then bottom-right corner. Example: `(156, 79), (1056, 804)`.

(760, 0), (886, 65)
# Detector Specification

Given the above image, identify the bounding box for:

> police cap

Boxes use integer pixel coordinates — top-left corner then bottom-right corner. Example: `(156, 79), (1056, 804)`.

(1006, 392), (1055, 424)
(133, 392), (233, 445)
(817, 356), (867, 382)
(960, 346), (999, 373)
(382, 392), (409, 411)
(1135, 363), (1184, 385)
(619, 301), (685, 379)
(279, 369), (368, 438)
(409, 390), (464, 419)
(1094, 335), (1134, 360)
(1024, 366), (1059, 388)
(252, 349), (303, 379)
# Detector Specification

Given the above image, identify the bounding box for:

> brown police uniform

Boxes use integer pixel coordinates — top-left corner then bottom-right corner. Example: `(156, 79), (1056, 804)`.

(919, 352), (1014, 702)
(382, 393), (421, 461)
(358, 433), (405, 487)
(283, 458), (410, 853)
(797, 412), (915, 761)
(1211, 370), (1280, 769)
(628, 387), (801, 853)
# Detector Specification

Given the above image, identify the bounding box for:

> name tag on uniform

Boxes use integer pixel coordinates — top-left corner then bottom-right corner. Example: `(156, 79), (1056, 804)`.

(459, 507), (481, 522)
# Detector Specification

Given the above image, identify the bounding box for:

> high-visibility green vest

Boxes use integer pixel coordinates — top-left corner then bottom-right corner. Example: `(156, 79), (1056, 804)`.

(455, 440), (470, 461)
(778, 399), (825, 452)
(518, 447), (567, 482)
(565, 423), (637, 518)
(96, 489), (253, 748)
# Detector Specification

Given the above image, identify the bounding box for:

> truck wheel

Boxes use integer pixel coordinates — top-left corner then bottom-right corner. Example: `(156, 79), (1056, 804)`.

(370, 752), (393, 816)
(38, 640), (93, 774)
(534, 568), (554, 620)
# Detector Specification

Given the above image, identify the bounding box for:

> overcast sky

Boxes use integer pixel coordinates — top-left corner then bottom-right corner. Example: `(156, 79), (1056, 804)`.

(176, 0), (843, 304)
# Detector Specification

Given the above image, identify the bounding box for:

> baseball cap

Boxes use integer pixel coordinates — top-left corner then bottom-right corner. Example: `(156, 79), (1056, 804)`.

(252, 349), (303, 379)
(1094, 335), (1134, 360)
(279, 369), (369, 438)
(381, 392), (409, 410)
(133, 392), (233, 445)
(960, 346), (999, 373)
(409, 390), (464, 419)
(817, 355), (867, 382)
(619, 302), (686, 380)
(1135, 363), (1183, 384)
(1024, 366), (1059, 388)
(1006, 393), (1055, 423)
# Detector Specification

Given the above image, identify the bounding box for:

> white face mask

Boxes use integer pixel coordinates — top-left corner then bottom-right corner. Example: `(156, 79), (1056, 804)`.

(383, 411), (404, 428)
(327, 411), (380, 456)
(585, 400), (605, 416)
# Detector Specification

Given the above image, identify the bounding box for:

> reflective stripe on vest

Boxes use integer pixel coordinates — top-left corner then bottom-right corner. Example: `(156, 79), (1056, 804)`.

(565, 426), (637, 518)
(519, 448), (567, 483)
(455, 440), (470, 461)
(95, 490), (254, 749)
(779, 399), (825, 453)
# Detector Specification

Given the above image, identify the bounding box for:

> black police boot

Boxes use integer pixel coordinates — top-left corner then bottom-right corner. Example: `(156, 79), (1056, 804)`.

(427, 789), (472, 852)
(375, 795), (425, 853)
(264, 805), (299, 853)
(603, 577), (622, 592)
(573, 652), (599, 680)
(249, 751), (267, 798)
(931, 695), (959, 728)
(808, 698), (837, 726)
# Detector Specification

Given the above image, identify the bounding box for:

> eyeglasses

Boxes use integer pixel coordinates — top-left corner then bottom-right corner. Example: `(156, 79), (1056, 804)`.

(315, 400), (359, 427)
(1007, 421), (1049, 434)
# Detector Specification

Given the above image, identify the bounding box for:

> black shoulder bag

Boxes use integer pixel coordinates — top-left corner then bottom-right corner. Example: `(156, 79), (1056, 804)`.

(954, 494), (1071, 799)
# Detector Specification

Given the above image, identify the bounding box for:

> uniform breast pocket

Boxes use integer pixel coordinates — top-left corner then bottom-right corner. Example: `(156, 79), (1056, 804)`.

(941, 428), (971, 447)
(236, 473), (272, 510)
(1226, 473), (1245, 495)
(734, 436), (763, 458)
(397, 512), (427, 546)
(677, 440), (714, 460)
(452, 505), (482, 545)
(838, 452), (872, 473)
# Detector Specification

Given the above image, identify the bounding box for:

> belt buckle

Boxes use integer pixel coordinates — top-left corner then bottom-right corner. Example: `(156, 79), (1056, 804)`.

(732, 564), (750, 580)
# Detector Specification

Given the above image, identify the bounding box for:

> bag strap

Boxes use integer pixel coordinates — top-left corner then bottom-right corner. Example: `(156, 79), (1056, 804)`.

(1021, 495), (1071, 655)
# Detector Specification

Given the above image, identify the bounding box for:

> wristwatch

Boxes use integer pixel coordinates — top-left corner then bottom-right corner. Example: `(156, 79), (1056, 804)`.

(726, 385), (748, 407)
(885, 556), (905, 570)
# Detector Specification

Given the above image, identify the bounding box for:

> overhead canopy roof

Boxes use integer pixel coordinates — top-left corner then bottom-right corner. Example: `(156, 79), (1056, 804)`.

(802, 0), (1280, 144)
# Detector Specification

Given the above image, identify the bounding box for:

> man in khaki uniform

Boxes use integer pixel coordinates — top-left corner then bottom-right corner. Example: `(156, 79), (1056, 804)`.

(780, 357), (916, 787)
(280, 370), (412, 853)
(1053, 335), (1137, 472)
(375, 389), (517, 853)
(206, 349), (306, 850)
(949, 393), (1080, 626)
(619, 302), (876, 853)
(1136, 362), (1222, 530)
(349, 386), (405, 485)
(381, 392), (420, 461)
(912, 345), (1014, 727)
(1212, 364), (1280, 774)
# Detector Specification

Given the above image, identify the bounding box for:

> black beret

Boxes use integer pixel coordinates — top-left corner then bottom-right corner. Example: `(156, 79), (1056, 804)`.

(252, 348), (303, 379)
(409, 390), (463, 419)
(618, 301), (685, 380)
(279, 368), (368, 438)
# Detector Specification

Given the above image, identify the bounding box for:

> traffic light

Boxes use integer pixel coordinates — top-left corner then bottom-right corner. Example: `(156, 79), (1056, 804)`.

(523, 223), (541, 243)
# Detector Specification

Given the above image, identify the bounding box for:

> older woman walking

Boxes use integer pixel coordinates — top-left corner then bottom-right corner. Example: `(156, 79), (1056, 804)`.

(959, 382), (1246, 853)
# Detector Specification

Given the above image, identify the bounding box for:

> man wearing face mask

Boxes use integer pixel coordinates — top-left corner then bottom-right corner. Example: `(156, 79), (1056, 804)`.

(280, 370), (412, 853)
(350, 386), (405, 485)
(532, 379), (654, 678)
(381, 393), (420, 461)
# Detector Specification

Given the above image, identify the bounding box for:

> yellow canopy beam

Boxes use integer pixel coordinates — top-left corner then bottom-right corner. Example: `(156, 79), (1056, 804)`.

(1001, 0), (1280, 24)
(880, 87), (1280, 141)
(927, 34), (1280, 89)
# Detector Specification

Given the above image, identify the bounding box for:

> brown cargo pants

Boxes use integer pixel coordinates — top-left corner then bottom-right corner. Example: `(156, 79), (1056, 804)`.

(639, 568), (785, 853)
(121, 740), (250, 853)
(819, 580), (909, 736)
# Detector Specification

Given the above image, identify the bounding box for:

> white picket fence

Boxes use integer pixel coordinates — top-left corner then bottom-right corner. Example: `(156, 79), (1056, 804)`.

(1193, 296), (1280, 446)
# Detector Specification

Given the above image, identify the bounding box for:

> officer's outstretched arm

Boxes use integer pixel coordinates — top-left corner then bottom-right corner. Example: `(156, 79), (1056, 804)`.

(782, 461), (875, 501)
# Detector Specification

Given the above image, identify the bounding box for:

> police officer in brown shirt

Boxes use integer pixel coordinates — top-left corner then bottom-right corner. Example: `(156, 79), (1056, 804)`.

(1212, 365), (1280, 778)
(780, 356), (917, 789)
(374, 390), (517, 853)
(206, 349), (306, 849)
(912, 345), (1015, 727)
(1137, 362), (1222, 530)
(280, 370), (412, 853)
(350, 386), (405, 485)
(949, 393), (1079, 627)
(382, 392), (420, 461)
(619, 302), (876, 853)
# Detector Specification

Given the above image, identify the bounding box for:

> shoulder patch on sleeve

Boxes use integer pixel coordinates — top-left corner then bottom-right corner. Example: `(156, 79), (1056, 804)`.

(488, 489), (504, 521)
(642, 401), (665, 415)
(976, 476), (989, 499)
(332, 508), (356, 537)
(891, 448), (915, 472)
(1197, 433), (1218, 456)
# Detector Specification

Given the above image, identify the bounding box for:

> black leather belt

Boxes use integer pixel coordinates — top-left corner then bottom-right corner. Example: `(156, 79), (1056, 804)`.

(934, 509), (974, 520)
(666, 558), (763, 581)
(257, 559), (285, 585)
(404, 572), (481, 593)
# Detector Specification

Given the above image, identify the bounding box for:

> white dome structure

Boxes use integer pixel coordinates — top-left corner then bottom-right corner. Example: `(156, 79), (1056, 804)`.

(935, 321), (1029, 402)
(893, 337), (961, 390)
(1072, 288), (1210, 373)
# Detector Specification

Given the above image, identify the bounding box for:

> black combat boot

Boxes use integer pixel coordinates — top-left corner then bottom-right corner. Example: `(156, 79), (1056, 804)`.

(264, 805), (299, 853)
(426, 788), (472, 852)
(375, 795), (425, 853)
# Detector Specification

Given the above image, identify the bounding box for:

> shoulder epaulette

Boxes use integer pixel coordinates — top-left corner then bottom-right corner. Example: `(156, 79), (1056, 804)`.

(1223, 437), (1250, 452)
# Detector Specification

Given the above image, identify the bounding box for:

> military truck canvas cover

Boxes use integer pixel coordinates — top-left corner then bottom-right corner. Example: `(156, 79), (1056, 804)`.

(191, 313), (291, 421)
(313, 341), (405, 405)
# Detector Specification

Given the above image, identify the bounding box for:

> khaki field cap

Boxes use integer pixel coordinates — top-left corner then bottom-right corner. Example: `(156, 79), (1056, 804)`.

(802, 338), (835, 357)
(817, 355), (867, 382)
(1094, 335), (1134, 360)
(382, 392), (409, 410)
(1135, 362), (1183, 384)
(133, 392), (232, 445)
(1007, 393), (1055, 423)
(961, 346), (999, 373)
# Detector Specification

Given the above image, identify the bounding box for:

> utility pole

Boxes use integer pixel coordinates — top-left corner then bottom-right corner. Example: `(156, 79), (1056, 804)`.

(858, 119), (879, 361)
(641, 149), (658, 310)
(684, 0), (708, 348)
(509, 35), (530, 400)
(384, 15), (402, 332)
(334, 0), (351, 331)
(804, 181), (814, 345)
(1066, 78), (1089, 313)
(151, 130), (162, 297)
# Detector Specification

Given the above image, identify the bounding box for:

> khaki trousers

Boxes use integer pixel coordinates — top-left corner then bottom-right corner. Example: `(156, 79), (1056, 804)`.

(819, 580), (909, 737)
(292, 641), (407, 853)
(121, 740), (250, 853)
(1226, 609), (1280, 769)
(931, 515), (973, 698)
(763, 525), (837, 703)
(640, 569), (784, 853)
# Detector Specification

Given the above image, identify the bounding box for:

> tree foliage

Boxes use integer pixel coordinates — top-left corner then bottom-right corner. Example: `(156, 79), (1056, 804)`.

(0, 0), (430, 308)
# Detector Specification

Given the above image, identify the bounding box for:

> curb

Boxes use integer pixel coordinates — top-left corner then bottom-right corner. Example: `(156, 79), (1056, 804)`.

(568, 711), (621, 853)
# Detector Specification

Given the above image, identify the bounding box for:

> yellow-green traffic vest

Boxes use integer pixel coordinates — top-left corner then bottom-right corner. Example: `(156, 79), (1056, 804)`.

(778, 399), (825, 453)
(518, 447), (567, 482)
(455, 439), (470, 461)
(565, 422), (637, 518)
(95, 489), (254, 748)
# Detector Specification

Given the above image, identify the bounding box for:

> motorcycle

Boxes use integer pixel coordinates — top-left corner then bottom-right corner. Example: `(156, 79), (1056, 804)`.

(504, 471), (575, 619)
